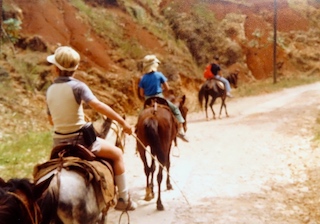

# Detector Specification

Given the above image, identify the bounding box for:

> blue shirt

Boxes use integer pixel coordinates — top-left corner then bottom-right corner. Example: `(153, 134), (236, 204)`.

(138, 71), (168, 96)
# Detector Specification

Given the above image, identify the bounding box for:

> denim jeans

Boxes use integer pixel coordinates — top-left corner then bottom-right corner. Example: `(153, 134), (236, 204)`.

(145, 93), (185, 123)
(215, 75), (231, 92)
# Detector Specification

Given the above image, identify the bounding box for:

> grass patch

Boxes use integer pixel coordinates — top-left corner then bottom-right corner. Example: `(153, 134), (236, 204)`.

(0, 131), (52, 181)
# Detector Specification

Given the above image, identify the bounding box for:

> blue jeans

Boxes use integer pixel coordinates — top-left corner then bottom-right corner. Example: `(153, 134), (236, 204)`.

(215, 75), (231, 93)
(145, 93), (185, 123)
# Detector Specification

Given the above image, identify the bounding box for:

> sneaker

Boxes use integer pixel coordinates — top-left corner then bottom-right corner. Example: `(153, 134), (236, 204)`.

(227, 92), (233, 98)
(115, 197), (137, 211)
(177, 132), (189, 142)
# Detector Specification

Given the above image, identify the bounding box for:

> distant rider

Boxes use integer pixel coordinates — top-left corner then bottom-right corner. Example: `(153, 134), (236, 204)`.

(138, 54), (189, 142)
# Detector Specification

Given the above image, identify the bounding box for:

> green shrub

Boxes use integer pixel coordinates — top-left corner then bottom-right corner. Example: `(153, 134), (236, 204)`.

(2, 18), (22, 44)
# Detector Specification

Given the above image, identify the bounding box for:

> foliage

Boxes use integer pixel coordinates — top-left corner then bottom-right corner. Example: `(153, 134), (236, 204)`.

(2, 18), (21, 44)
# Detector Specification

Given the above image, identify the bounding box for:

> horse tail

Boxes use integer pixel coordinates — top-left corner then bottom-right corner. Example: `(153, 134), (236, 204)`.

(144, 117), (165, 164)
(198, 85), (205, 109)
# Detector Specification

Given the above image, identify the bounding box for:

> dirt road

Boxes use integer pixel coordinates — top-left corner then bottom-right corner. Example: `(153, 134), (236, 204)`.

(107, 82), (320, 224)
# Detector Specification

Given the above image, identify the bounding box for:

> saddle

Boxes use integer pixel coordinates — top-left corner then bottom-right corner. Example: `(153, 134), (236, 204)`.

(206, 78), (224, 91)
(144, 96), (169, 108)
(33, 143), (115, 211)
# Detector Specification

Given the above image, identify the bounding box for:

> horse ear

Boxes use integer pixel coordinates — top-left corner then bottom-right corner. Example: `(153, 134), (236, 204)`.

(0, 177), (6, 186)
(181, 95), (186, 105)
(33, 174), (54, 200)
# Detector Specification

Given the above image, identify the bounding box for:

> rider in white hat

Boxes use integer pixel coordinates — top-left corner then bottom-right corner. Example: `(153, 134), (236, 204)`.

(138, 54), (189, 142)
(46, 46), (137, 211)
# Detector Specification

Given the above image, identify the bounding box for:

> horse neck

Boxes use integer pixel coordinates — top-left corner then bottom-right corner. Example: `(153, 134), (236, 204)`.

(98, 117), (112, 138)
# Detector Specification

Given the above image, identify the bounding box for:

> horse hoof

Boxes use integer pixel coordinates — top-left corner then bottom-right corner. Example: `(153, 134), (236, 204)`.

(157, 204), (164, 211)
(144, 196), (152, 201)
(144, 193), (154, 201)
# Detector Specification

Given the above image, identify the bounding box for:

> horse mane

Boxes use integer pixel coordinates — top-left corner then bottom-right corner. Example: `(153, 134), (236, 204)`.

(3, 178), (35, 200)
(0, 178), (36, 224)
(97, 116), (112, 138)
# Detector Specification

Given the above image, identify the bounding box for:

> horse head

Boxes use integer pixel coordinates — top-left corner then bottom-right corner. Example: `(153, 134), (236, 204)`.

(0, 177), (51, 224)
(176, 95), (188, 132)
(164, 91), (188, 133)
(228, 72), (238, 89)
(95, 115), (126, 152)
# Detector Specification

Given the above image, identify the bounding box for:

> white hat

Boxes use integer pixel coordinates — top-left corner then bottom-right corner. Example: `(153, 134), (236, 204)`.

(47, 46), (80, 71)
(142, 54), (160, 73)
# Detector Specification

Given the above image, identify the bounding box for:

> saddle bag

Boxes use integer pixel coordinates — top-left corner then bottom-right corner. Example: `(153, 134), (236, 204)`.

(81, 122), (97, 147)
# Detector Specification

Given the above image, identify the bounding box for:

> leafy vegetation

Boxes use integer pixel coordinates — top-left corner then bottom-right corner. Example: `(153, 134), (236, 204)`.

(2, 18), (21, 44)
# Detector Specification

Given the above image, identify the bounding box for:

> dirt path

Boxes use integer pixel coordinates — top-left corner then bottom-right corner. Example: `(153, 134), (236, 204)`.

(107, 82), (320, 224)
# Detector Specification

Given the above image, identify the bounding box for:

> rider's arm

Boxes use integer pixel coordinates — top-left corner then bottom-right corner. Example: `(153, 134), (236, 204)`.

(88, 98), (132, 135)
(48, 114), (54, 126)
(139, 87), (144, 98)
(162, 82), (170, 92)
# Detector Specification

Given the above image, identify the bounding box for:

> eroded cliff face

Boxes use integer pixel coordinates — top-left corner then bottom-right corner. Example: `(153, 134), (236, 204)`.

(0, 0), (319, 135)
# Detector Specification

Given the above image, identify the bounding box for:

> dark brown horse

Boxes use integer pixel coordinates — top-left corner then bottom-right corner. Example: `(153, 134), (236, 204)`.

(198, 73), (238, 120)
(0, 177), (51, 224)
(135, 97), (178, 210)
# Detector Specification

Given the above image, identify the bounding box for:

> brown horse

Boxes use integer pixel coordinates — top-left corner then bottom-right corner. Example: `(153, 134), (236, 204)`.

(135, 97), (178, 210)
(198, 73), (238, 120)
(0, 177), (51, 224)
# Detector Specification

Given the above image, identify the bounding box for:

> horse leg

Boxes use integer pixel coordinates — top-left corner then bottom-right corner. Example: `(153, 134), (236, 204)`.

(204, 95), (209, 120)
(138, 146), (154, 201)
(209, 97), (216, 119)
(156, 166), (164, 210)
(143, 155), (156, 201)
(223, 98), (229, 117)
(166, 155), (172, 190)
(149, 157), (156, 199)
(218, 97), (228, 118)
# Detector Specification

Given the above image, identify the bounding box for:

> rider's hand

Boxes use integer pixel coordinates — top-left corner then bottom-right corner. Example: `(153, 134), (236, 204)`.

(123, 122), (133, 135)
